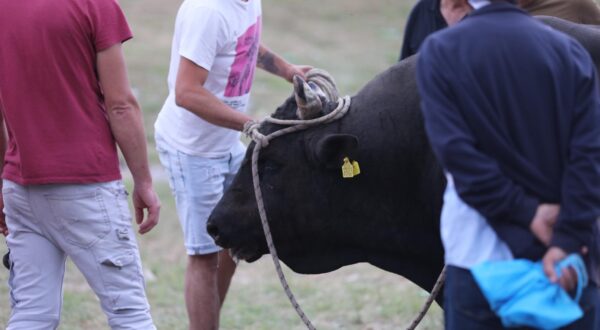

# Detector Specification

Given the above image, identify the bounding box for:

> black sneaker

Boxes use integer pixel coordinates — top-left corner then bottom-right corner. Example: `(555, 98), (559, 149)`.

(2, 252), (9, 270)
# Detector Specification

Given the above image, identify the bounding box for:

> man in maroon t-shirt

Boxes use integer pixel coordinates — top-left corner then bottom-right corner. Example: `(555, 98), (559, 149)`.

(0, 0), (160, 329)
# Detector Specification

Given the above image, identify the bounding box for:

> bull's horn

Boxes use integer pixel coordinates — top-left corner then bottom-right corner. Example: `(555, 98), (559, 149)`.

(294, 75), (323, 120)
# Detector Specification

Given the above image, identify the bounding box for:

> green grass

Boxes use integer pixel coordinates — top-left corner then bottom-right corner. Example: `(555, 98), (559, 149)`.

(0, 0), (445, 328)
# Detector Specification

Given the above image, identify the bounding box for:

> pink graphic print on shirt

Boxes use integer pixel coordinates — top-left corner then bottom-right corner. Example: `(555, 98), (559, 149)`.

(224, 17), (261, 97)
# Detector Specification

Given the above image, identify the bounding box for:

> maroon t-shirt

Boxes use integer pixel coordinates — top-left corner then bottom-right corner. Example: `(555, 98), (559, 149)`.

(0, 0), (133, 184)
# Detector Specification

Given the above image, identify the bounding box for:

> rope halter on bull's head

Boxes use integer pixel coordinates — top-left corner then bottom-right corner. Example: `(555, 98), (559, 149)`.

(240, 68), (350, 330)
(242, 68), (351, 148)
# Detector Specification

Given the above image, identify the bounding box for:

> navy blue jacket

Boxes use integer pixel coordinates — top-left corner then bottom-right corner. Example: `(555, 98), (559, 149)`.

(416, 3), (600, 260)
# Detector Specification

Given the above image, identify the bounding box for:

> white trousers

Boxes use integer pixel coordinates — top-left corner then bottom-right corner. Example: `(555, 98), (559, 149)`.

(3, 180), (155, 330)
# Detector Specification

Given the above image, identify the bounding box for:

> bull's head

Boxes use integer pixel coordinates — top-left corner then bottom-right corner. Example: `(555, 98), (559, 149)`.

(207, 58), (447, 296)
(206, 85), (361, 272)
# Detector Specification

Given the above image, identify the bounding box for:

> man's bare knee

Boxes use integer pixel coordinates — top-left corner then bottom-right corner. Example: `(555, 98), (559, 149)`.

(188, 253), (219, 272)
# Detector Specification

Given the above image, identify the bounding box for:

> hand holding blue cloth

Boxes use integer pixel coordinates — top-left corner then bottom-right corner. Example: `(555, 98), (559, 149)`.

(471, 254), (588, 329)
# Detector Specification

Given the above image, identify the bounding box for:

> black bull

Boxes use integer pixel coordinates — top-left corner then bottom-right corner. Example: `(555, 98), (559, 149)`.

(207, 17), (600, 298)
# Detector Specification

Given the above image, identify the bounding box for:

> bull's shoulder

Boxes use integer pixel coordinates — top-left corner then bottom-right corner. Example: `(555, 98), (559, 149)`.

(528, 0), (600, 25)
(536, 16), (600, 70)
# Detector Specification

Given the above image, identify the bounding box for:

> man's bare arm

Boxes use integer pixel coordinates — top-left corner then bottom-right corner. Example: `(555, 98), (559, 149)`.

(175, 56), (253, 131)
(96, 44), (160, 234)
(257, 45), (311, 82)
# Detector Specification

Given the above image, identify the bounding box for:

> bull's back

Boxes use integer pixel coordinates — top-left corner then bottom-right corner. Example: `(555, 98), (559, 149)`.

(537, 16), (600, 71)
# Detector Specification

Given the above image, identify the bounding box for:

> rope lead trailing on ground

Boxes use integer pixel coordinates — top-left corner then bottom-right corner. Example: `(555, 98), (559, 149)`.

(405, 265), (446, 330)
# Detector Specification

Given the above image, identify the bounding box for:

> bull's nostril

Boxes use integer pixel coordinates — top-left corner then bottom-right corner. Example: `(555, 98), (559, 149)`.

(206, 222), (219, 239)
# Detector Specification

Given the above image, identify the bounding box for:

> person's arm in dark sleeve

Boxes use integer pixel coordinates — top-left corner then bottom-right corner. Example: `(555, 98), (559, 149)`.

(399, 3), (420, 61)
(551, 45), (600, 254)
(415, 37), (538, 228)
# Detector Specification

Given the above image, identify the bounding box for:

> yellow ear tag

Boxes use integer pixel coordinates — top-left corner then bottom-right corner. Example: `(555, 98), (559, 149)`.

(352, 160), (360, 176)
(341, 157), (354, 178)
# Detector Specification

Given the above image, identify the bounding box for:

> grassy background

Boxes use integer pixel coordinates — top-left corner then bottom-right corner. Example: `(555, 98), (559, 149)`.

(0, 0), (445, 329)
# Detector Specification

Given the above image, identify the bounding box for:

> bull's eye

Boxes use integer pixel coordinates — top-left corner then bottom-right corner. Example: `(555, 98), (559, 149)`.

(259, 160), (282, 176)
(263, 165), (280, 173)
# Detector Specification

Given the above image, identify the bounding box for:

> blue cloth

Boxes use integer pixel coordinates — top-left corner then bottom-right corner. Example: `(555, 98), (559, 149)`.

(471, 254), (588, 329)
(445, 265), (599, 330)
(416, 2), (600, 259)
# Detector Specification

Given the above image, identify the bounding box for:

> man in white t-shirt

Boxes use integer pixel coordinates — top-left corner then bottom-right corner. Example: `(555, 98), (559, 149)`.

(154, 0), (310, 328)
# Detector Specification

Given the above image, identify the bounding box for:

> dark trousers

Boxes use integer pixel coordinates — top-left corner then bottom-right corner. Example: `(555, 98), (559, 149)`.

(444, 265), (599, 330)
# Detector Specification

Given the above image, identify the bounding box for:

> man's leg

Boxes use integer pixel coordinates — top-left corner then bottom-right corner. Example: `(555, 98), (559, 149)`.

(6, 232), (66, 330)
(217, 250), (236, 307)
(186, 253), (219, 330)
(444, 265), (504, 330)
(156, 136), (234, 329)
(215, 143), (244, 307)
(185, 251), (236, 329)
(4, 181), (67, 330)
(34, 181), (155, 330)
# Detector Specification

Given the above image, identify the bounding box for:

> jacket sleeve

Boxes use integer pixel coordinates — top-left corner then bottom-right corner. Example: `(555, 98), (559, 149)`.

(551, 43), (600, 254)
(415, 37), (538, 228)
(399, 2), (421, 61)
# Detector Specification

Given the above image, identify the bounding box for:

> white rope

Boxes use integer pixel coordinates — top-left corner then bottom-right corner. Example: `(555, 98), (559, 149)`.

(244, 95), (351, 330)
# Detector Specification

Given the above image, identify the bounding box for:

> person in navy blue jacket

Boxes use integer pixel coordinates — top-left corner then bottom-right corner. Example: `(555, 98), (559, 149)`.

(416, 0), (600, 328)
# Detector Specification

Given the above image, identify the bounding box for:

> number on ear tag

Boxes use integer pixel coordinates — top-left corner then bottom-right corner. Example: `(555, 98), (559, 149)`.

(342, 157), (354, 178)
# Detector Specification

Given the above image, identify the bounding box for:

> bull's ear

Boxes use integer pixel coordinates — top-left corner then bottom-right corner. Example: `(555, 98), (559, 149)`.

(314, 134), (359, 169)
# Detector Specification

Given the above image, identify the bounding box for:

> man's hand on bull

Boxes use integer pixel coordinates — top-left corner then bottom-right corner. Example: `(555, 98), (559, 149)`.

(283, 64), (313, 83)
(529, 203), (560, 246)
(243, 120), (269, 147)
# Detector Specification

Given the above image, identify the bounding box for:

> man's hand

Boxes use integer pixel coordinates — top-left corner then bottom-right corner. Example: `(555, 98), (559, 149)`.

(543, 247), (578, 293)
(132, 183), (160, 234)
(0, 193), (7, 236)
(530, 203), (560, 246)
(284, 64), (313, 83)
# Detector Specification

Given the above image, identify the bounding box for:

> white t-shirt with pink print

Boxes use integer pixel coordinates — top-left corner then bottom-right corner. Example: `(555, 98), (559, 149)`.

(155, 0), (262, 156)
